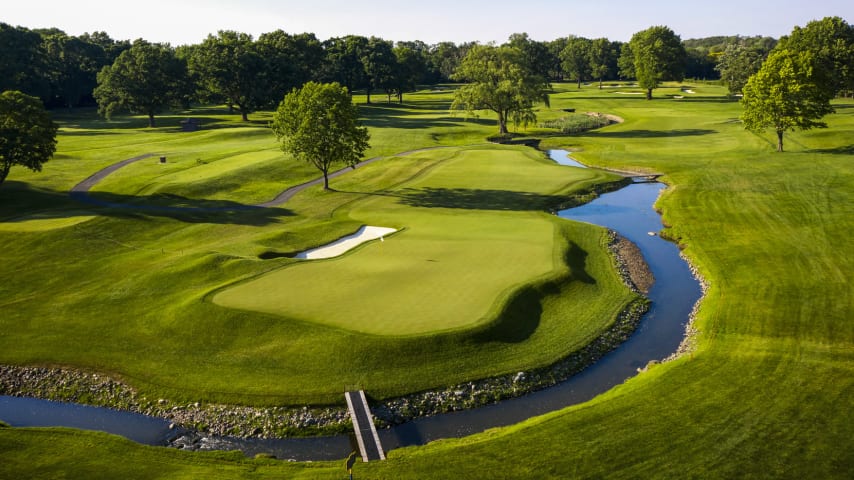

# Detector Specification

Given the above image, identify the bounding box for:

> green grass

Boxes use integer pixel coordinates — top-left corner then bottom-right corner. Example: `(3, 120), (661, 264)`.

(1, 83), (852, 478)
(214, 147), (602, 335)
(0, 90), (632, 404)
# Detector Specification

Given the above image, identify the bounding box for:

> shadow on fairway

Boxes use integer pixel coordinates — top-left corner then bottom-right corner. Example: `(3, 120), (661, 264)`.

(471, 243), (596, 344)
(566, 242), (596, 285)
(573, 128), (717, 138)
(807, 144), (854, 155)
(360, 115), (495, 129)
(395, 187), (567, 211)
(68, 191), (293, 225)
(0, 184), (290, 226)
(473, 284), (543, 344)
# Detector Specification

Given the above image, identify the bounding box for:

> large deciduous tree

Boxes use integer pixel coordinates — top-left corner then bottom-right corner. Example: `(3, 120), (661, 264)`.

(0, 23), (50, 101)
(715, 44), (765, 95)
(560, 36), (592, 88)
(451, 44), (550, 135)
(506, 33), (555, 80)
(321, 36), (369, 95)
(257, 30), (324, 104)
(361, 37), (397, 104)
(774, 16), (854, 98)
(271, 82), (369, 190)
(393, 44), (427, 103)
(626, 26), (687, 99)
(93, 40), (188, 127)
(740, 49), (834, 152)
(588, 38), (619, 89)
(0, 90), (58, 187)
(42, 33), (108, 108)
(189, 31), (266, 121)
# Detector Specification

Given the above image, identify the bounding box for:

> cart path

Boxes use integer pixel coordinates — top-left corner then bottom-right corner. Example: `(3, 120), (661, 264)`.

(68, 146), (454, 211)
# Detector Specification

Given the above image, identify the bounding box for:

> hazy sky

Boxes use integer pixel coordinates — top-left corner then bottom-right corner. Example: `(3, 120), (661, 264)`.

(4, 0), (852, 45)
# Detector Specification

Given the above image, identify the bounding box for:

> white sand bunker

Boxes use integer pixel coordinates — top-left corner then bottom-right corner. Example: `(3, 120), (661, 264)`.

(296, 226), (397, 260)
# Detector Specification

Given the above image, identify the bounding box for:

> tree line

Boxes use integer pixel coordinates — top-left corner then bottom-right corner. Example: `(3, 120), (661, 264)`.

(0, 22), (797, 120)
(2, 17), (852, 189)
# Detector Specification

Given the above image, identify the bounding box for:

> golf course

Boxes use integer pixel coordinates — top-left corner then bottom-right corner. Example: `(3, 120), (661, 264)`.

(1, 80), (852, 478)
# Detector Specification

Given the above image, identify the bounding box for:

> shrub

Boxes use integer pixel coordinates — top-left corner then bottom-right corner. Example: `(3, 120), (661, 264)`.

(540, 113), (614, 133)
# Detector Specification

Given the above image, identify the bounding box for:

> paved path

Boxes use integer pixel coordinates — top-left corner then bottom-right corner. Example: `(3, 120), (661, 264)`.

(69, 147), (453, 211)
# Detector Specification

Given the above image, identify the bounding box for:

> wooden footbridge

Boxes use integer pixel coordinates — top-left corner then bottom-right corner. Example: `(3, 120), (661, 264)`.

(345, 390), (385, 462)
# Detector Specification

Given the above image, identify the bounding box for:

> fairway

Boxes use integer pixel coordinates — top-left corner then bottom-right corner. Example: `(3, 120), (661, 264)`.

(2, 79), (851, 478)
(214, 148), (579, 335)
(0, 95), (633, 404)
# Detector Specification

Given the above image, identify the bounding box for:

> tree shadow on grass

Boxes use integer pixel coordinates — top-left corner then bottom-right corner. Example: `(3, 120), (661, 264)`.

(807, 145), (854, 155)
(471, 242), (596, 344)
(572, 128), (717, 138)
(360, 114), (495, 129)
(565, 241), (596, 285)
(0, 182), (291, 226)
(69, 191), (293, 225)
(472, 285), (543, 344)
(395, 187), (567, 211)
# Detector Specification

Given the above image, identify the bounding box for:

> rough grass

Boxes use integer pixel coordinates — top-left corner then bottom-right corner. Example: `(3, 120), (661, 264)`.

(2, 83), (852, 478)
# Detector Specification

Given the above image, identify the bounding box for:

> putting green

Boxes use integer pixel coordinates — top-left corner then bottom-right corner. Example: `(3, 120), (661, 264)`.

(213, 147), (584, 336)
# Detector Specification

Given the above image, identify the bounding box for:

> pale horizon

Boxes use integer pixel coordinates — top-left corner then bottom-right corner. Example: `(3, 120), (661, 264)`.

(3, 0), (852, 46)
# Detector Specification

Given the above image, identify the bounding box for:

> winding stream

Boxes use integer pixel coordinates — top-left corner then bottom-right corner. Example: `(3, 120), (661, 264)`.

(0, 150), (702, 461)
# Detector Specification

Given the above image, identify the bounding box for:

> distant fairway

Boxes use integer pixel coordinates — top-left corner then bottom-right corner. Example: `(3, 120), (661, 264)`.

(214, 148), (574, 335)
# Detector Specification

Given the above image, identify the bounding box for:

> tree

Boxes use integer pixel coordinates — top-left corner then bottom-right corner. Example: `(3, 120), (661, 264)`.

(42, 32), (107, 108)
(627, 26), (687, 99)
(561, 36), (592, 88)
(0, 23), (50, 101)
(774, 16), (854, 97)
(451, 44), (550, 135)
(506, 33), (555, 80)
(741, 49), (834, 152)
(257, 30), (325, 104)
(715, 44), (764, 95)
(361, 37), (397, 104)
(271, 82), (369, 190)
(0, 91), (58, 187)
(428, 41), (470, 82)
(93, 40), (188, 127)
(393, 45), (427, 102)
(321, 36), (369, 95)
(617, 42), (635, 79)
(546, 37), (569, 80)
(189, 31), (266, 121)
(588, 38), (619, 88)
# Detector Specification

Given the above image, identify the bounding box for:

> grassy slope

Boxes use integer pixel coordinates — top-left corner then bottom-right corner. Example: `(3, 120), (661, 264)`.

(0, 91), (633, 404)
(2, 84), (852, 478)
(214, 147), (596, 335)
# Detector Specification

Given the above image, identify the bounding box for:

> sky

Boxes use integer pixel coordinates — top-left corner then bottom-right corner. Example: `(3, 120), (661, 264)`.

(4, 0), (852, 45)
